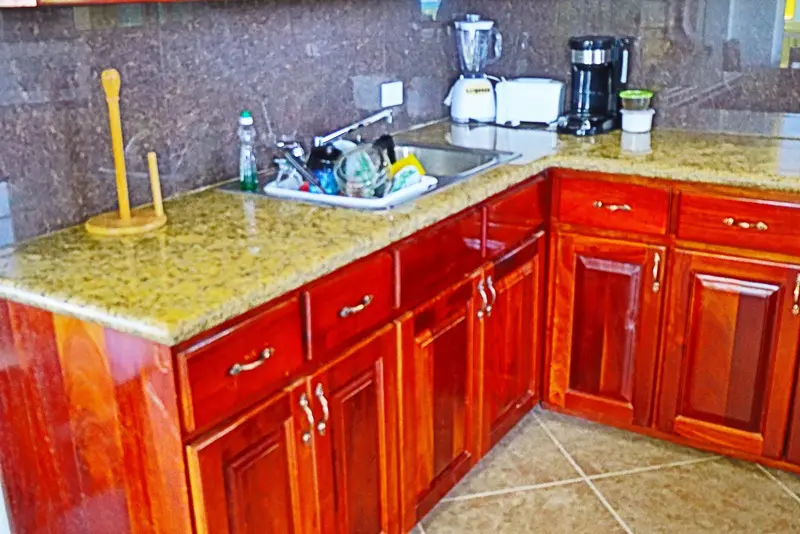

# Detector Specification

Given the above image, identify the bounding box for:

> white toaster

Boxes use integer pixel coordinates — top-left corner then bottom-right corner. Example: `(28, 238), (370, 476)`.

(495, 78), (565, 126)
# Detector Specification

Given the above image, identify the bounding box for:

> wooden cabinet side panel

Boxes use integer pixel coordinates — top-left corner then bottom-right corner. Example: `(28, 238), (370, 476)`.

(0, 300), (192, 534)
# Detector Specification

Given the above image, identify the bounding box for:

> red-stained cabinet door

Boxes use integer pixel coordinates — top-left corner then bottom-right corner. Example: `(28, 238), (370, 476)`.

(482, 234), (546, 448)
(657, 250), (800, 459)
(397, 273), (482, 530)
(186, 385), (318, 534)
(310, 325), (400, 534)
(547, 233), (665, 427)
(787, 383), (800, 465)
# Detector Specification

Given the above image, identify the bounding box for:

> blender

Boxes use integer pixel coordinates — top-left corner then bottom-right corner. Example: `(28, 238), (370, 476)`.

(445, 14), (502, 123)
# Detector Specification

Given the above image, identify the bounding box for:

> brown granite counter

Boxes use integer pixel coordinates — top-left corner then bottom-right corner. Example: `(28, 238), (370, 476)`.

(1, 123), (799, 346)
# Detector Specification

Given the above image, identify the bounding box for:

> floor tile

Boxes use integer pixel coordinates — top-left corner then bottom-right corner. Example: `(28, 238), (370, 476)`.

(448, 413), (579, 497)
(767, 467), (800, 500)
(423, 483), (625, 534)
(594, 458), (800, 533)
(538, 410), (713, 475)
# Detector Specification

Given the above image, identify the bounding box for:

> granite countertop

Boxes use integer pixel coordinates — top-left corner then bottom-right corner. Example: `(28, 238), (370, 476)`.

(1, 123), (799, 346)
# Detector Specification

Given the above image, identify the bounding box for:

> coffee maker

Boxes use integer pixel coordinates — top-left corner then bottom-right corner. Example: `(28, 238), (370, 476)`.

(557, 36), (631, 136)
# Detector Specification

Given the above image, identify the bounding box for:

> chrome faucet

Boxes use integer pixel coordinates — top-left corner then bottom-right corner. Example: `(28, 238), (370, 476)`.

(312, 109), (394, 147)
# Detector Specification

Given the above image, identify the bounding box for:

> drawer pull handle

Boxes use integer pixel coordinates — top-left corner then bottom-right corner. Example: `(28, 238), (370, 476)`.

(793, 274), (800, 317)
(228, 348), (273, 376)
(477, 280), (488, 319)
(652, 252), (661, 294)
(339, 295), (374, 318)
(722, 217), (768, 231)
(486, 275), (497, 317)
(315, 384), (330, 436)
(592, 200), (631, 213)
(299, 393), (315, 445)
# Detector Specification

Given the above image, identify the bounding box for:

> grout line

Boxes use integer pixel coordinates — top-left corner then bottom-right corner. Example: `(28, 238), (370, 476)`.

(586, 456), (721, 481)
(535, 413), (635, 534)
(440, 476), (586, 502)
(756, 464), (800, 506)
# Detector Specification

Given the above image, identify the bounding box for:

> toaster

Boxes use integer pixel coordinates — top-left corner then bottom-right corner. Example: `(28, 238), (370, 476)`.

(495, 78), (565, 126)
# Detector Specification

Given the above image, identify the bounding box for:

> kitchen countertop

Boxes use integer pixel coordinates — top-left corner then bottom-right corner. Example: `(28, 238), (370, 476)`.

(1, 123), (799, 346)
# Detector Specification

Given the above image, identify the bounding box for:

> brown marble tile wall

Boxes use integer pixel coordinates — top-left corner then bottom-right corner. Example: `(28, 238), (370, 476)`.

(1, 0), (798, 241)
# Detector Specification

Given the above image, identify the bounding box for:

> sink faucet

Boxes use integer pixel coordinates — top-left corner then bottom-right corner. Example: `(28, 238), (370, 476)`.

(313, 109), (394, 147)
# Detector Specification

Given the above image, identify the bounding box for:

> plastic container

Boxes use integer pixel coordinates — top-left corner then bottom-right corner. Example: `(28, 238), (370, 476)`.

(621, 131), (652, 154)
(621, 108), (655, 133)
(619, 89), (654, 111)
(237, 111), (259, 192)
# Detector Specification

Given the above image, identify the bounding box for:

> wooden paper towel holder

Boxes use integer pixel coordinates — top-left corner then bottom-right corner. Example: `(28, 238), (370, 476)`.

(86, 69), (167, 237)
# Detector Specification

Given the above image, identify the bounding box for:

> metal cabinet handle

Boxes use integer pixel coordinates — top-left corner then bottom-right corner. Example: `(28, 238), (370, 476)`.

(652, 253), (661, 294)
(477, 280), (488, 319)
(486, 276), (497, 316)
(299, 393), (315, 445)
(314, 384), (330, 436)
(722, 217), (768, 231)
(793, 274), (800, 317)
(339, 295), (373, 318)
(592, 200), (632, 213)
(228, 348), (273, 376)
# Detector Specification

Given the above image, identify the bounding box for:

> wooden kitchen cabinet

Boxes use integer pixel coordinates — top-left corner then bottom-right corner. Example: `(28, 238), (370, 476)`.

(657, 250), (800, 459)
(786, 382), (800, 465)
(482, 233), (546, 448)
(310, 324), (400, 534)
(397, 272), (482, 528)
(186, 386), (319, 534)
(547, 233), (665, 427)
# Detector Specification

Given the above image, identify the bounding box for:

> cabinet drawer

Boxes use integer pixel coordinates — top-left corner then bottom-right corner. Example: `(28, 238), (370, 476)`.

(558, 177), (669, 235)
(396, 208), (483, 309)
(306, 251), (394, 359)
(486, 177), (549, 258)
(677, 193), (800, 255)
(177, 297), (304, 433)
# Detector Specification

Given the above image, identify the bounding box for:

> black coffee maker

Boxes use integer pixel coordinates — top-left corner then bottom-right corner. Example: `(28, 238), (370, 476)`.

(557, 36), (631, 136)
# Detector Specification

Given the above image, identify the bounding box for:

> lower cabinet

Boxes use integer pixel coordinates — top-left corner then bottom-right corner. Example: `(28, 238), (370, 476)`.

(397, 273), (482, 528)
(482, 234), (545, 448)
(786, 382), (800, 464)
(547, 233), (665, 427)
(657, 250), (800, 459)
(187, 325), (400, 534)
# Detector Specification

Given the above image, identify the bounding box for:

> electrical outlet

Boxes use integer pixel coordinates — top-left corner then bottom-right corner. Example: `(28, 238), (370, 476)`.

(381, 81), (404, 108)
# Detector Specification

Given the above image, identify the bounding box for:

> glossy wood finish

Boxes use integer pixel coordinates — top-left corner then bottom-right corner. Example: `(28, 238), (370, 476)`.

(485, 177), (549, 259)
(557, 172), (670, 236)
(186, 385), (318, 534)
(397, 273), (481, 529)
(677, 193), (800, 256)
(176, 296), (304, 435)
(395, 208), (483, 310)
(548, 233), (665, 427)
(482, 234), (546, 448)
(786, 381), (800, 465)
(0, 300), (192, 534)
(305, 252), (394, 360)
(311, 325), (399, 534)
(657, 250), (800, 458)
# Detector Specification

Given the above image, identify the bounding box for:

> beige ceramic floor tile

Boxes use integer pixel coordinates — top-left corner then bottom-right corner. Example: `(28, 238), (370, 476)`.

(423, 483), (625, 534)
(448, 413), (580, 497)
(594, 458), (800, 533)
(767, 467), (800, 500)
(538, 409), (713, 475)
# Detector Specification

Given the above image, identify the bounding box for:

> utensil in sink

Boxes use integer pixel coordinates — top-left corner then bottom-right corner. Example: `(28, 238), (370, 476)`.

(334, 145), (390, 198)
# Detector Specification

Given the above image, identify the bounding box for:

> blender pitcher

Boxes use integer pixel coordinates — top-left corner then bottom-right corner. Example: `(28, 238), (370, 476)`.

(455, 14), (502, 77)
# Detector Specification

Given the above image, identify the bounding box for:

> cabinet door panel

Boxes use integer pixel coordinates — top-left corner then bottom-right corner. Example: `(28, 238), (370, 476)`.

(313, 325), (399, 534)
(657, 251), (800, 458)
(548, 234), (664, 427)
(786, 381), (800, 465)
(398, 275), (480, 528)
(187, 387), (316, 534)
(483, 235), (545, 447)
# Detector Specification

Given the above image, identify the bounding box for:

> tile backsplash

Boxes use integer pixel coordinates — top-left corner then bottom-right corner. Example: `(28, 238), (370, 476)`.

(1, 0), (798, 240)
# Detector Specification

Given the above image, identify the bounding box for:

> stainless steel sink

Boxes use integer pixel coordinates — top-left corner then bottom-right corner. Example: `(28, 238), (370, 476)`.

(217, 142), (519, 209)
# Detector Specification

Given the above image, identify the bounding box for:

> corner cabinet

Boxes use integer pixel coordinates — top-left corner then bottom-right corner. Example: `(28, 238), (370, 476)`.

(187, 325), (400, 534)
(656, 250), (800, 459)
(547, 233), (665, 427)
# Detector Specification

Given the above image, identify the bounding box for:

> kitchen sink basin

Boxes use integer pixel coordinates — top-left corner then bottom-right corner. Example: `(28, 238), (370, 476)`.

(217, 142), (519, 209)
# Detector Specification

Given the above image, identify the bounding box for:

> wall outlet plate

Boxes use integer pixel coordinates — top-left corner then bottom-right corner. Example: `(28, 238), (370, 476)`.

(381, 81), (404, 108)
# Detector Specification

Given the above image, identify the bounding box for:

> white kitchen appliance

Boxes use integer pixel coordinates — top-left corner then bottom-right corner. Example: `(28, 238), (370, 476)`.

(445, 14), (502, 123)
(495, 78), (565, 126)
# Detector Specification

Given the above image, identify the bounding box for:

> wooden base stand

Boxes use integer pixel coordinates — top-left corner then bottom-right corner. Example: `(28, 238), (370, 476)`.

(85, 208), (167, 237)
